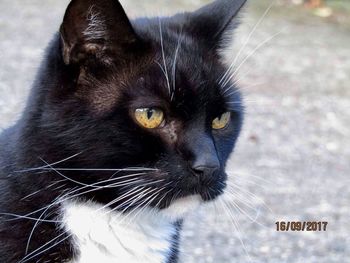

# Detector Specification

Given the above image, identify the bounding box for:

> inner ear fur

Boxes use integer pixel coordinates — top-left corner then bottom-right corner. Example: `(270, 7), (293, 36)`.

(60, 0), (142, 65)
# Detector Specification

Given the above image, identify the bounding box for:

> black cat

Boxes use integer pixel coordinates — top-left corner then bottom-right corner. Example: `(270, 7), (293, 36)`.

(0, 0), (247, 262)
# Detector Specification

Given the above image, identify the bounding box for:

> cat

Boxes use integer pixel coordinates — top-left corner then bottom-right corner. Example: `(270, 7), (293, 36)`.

(0, 0), (247, 262)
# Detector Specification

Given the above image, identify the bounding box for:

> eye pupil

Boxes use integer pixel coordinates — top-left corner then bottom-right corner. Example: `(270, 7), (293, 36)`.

(134, 108), (164, 129)
(147, 110), (153, 119)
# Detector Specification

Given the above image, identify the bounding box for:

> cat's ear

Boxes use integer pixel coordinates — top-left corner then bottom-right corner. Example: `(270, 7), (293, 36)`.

(186, 0), (247, 50)
(60, 0), (142, 65)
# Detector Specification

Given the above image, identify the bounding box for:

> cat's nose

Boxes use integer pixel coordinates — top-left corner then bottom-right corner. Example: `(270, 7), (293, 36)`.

(182, 127), (220, 179)
(191, 164), (220, 179)
(190, 142), (220, 179)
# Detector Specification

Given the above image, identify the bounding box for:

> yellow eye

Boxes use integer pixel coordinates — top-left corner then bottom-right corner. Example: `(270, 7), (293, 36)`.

(134, 108), (164, 129)
(212, 112), (231, 130)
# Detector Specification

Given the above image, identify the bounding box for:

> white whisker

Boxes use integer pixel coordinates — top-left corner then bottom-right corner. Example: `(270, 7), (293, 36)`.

(33, 167), (157, 172)
(219, 0), (276, 86)
(20, 232), (72, 263)
(227, 171), (275, 185)
(15, 152), (82, 173)
(11, 173), (152, 219)
(227, 183), (273, 213)
(100, 186), (146, 213)
(171, 30), (183, 101)
(20, 189), (43, 201)
(124, 187), (164, 226)
(158, 18), (172, 98)
(218, 198), (252, 263)
(223, 29), (284, 87)
(0, 213), (60, 223)
(228, 198), (267, 228)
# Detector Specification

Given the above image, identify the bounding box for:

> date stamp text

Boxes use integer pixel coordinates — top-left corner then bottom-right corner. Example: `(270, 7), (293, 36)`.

(275, 221), (328, 232)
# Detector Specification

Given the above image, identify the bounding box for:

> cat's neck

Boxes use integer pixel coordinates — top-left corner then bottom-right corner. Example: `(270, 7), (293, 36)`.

(62, 200), (178, 263)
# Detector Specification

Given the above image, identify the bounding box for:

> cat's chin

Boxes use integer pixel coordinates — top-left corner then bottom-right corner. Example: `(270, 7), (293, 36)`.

(159, 195), (203, 222)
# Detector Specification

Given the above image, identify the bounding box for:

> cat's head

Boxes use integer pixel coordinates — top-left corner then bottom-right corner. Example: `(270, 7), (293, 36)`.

(33, 0), (246, 219)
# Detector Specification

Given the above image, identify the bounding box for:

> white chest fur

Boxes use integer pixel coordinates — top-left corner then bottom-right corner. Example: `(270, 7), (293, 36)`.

(62, 201), (177, 263)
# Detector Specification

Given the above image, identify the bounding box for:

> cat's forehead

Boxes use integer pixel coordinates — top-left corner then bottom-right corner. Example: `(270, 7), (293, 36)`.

(123, 28), (226, 106)
(124, 61), (226, 115)
(83, 20), (239, 115)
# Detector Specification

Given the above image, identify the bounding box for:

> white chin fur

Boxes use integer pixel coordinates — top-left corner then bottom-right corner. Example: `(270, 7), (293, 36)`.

(62, 195), (202, 263)
(160, 194), (202, 221)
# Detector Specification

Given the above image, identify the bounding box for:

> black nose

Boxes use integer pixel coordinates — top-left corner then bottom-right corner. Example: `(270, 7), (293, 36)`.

(191, 165), (219, 179)
(191, 150), (220, 180)
(186, 132), (220, 179)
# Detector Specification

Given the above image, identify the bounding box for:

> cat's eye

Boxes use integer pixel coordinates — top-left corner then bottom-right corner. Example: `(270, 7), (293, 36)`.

(134, 108), (165, 129)
(212, 112), (231, 130)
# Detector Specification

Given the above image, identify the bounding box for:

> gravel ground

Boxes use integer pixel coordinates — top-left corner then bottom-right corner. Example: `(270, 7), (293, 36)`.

(0, 1), (349, 262)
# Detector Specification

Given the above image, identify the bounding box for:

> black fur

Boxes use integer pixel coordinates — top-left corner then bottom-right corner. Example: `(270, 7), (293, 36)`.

(0, 0), (247, 262)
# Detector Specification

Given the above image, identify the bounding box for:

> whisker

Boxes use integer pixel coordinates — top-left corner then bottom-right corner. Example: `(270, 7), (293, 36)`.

(227, 183), (273, 213)
(39, 158), (106, 188)
(221, 66), (255, 97)
(158, 18), (171, 98)
(109, 178), (163, 188)
(0, 213), (60, 223)
(165, 189), (181, 209)
(120, 187), (157, 215)
(232, 177), (270, 190)
(227, 171), (275, 185)
(20, 232), (72, 263)
(124, 187), (164, 226)
(14, 152), (82, 173)
(218, 198), (253, 263)
(131, 191), (161, 222)
(45, 179), (68, 189)
(51, 184), (68, 191)
(9, 173), (152, 220)
(8, 179), (163, 231)
(20, 189), (43, 201)
(243, 81), (269, 92)
(102, 179), (167, 215)
(104, 187), (156, 224)
(224, 189), (260, 211)
(154, 188), (172, 208)
(106, 180), (168, 217)
(24, 177), (162, 254)
(227, 197), (267, 228)
(219, 0), (276, 86)
(223, 29), (284, 87)
(171, 29), (183, 101)
(39, 158), (149, 189)
(30, 167), (157, 172)
(229, 67), (254, 88)
(25, 194), (60, 254)
(99, 186), (146, 213)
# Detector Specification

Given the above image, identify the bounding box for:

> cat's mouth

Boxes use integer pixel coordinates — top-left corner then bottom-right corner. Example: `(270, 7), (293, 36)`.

(172, 171), (227, 202)
(109, 168), (227, 218)
(153, 176), (226, 210)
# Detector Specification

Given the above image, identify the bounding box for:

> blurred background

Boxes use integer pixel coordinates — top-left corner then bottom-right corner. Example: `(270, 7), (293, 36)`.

(0, 0), (349, 262)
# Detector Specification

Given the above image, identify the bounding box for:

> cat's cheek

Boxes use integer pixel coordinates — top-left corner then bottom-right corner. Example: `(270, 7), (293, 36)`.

(159, 120), (179, 144)
(143, 120), (181, 148)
